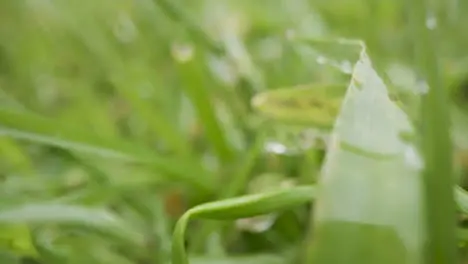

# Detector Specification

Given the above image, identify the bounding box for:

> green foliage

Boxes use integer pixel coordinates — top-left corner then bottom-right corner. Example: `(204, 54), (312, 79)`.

(0, 0), (468, 264)
(172, 186), (315, 264)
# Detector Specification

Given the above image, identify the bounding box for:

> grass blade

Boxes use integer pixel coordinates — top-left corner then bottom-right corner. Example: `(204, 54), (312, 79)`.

(0, 204), (118, 225)
(0, 107), (215, 193)
(175, 50), (234, 163)
(190, 133), (266, 251)
(409, 0), (457, 262)
(0, 203), (144, 247)
(155, 0), (223, 55)
(171, 186), (315, 264)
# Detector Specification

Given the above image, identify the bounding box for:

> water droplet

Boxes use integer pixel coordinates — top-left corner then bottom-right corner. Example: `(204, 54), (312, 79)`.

(171, 43), (195, 63)
(207, 56), (239, 86)
(264, 141), (288, 154)
(316, 55), (327, 65)
(425, 14), (438, 30)
(251, 94), (269, 112)
(415, 80), (429, 94)
(404, 145), (424, 171)
(386, 64), (418, 92)
(339, 60), (353, 74)
(315, 56), (353, 74)
(261, 128), (328, 155)
(236, 214), (277, 233)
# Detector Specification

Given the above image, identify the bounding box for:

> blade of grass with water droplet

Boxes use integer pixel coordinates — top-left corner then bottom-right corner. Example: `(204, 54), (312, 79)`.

(260, 38), (425, 264)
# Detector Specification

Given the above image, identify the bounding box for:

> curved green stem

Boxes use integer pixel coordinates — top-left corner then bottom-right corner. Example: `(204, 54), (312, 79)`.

(171, 186), (316, 264)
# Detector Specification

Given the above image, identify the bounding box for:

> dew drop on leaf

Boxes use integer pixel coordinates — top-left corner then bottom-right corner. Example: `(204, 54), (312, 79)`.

(171, 43), (195, 63)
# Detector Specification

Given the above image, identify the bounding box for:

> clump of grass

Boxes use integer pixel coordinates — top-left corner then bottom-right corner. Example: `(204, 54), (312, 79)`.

(0, 1), (467, 264)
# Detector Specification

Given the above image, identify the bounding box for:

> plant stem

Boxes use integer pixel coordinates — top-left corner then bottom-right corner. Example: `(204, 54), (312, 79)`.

(409, 0), (457, 263)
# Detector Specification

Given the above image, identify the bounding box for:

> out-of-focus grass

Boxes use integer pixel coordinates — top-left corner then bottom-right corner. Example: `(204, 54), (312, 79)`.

(409, 0), (456, 262)
(0, 0), (468, 264)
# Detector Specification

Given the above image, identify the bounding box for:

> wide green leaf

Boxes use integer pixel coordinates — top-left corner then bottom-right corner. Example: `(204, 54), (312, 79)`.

(302, 41), (424, 264)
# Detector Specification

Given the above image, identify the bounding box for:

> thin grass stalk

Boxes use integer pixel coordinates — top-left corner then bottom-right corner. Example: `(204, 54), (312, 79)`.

(154, 0), (224, 55)
(409, 0), (457, 263)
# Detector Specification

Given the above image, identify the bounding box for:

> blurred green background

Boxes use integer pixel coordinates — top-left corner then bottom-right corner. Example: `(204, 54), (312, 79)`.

(1, 0), (468, 263)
